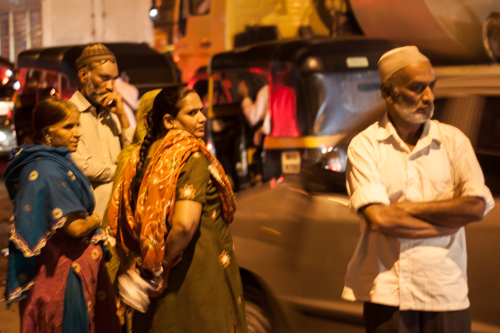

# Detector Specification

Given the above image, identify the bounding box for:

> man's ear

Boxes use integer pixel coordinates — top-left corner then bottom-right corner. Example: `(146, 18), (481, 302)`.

(381, 84), (392, 101)
(163, 114), (174, 130)
(78, 68), (88, 84)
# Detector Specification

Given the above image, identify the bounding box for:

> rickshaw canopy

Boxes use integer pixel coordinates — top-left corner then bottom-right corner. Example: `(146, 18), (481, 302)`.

(16, 42), (178, 94)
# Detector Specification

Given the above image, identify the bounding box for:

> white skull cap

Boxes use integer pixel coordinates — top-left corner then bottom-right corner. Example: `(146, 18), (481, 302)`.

(378, 46), (430, 84)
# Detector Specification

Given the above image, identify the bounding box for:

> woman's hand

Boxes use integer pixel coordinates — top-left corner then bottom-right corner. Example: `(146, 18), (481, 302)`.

(63, 212), (101, 238)
(117, 269), (154, 313)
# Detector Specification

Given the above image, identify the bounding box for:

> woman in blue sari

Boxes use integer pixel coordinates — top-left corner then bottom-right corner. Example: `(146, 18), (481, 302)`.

(3, 98), (120, 333)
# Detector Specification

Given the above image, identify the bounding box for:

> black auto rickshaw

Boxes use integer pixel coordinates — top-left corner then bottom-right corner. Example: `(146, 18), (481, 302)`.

(14, 42), (179, 145)
(206, 40), (304, 191)
(207, 37), (399, 191)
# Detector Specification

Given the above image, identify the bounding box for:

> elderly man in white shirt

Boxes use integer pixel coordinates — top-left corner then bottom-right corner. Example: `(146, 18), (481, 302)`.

(69, 43), (134, 221)
(342, 46), (495, 333)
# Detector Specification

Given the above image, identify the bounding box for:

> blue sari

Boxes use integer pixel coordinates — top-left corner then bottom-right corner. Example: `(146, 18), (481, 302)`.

(4, 144), (120, 333)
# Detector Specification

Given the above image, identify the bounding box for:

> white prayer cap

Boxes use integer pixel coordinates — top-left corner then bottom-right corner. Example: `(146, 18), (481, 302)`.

(378, 46), (430, 84)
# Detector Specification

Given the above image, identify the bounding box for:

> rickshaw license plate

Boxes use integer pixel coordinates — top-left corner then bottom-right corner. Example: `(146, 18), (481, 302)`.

(281, 151), (301, 174)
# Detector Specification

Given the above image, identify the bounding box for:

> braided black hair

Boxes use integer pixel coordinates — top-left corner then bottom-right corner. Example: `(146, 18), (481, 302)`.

(130, 85), (195, 212)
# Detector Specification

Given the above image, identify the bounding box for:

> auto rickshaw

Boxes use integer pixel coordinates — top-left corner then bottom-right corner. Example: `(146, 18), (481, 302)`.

(207, 37), (399, 191)
(14, 42), (179, 145)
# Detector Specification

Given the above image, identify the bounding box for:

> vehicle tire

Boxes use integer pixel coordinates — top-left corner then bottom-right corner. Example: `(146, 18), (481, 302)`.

(244, 284), (273, 333)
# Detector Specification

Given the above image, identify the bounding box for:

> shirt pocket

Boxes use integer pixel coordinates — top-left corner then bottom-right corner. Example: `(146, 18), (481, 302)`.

(424, 165), (454, 201)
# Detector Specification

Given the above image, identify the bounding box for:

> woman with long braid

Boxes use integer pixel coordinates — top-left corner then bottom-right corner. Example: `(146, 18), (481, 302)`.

(108, 86), (248, 333)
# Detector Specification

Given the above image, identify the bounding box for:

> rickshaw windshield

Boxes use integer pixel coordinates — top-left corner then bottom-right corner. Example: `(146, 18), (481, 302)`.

(311, 70), (382, 136)
(271, 69), (383, 137)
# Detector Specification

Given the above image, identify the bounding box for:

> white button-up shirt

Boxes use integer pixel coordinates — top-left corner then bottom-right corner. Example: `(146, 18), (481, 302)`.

(69, 91), (134, 218)
(342, 113), (494, 311)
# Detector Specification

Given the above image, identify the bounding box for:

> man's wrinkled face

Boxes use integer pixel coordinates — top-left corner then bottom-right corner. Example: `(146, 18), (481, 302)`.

(81, 61), (119, 106)
(388, 62), (436, 125)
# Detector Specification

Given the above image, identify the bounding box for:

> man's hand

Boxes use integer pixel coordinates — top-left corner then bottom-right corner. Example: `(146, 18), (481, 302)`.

(394, 195), (485, 228)
(100, 90), (130, 129)
(253, 126), (264, 146)
(454, 182), (464, 198)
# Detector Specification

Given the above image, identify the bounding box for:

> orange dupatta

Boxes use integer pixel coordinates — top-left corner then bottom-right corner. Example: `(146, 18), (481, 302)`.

(108, 129), (236, 279)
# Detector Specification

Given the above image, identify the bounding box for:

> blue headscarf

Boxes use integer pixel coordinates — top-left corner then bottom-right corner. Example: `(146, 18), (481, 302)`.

(3, 144), (96, 303)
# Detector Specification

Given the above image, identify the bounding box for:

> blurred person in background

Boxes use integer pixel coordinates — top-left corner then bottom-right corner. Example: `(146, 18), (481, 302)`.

(115, 69), (139, 130)
(3, 98), (120, 333)
(238, 75), (270, 146)
(69, 43), (133, 222)
(108, 86), (248, 333)
(342, 46), (495, 333)
(238, 75), (270, 184)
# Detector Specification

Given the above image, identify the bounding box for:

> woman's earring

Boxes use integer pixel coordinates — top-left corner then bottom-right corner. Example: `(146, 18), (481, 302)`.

(45, 135), (52, 147)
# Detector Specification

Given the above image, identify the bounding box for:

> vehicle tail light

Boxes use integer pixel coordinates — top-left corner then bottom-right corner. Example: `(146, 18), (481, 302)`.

(328, 161), (342, 172)
(326, 151), (342, 172)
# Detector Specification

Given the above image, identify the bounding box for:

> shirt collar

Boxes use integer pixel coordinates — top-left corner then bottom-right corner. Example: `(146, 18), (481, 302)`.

(375, 112), (441, 147)
(70, 90), (92, 112)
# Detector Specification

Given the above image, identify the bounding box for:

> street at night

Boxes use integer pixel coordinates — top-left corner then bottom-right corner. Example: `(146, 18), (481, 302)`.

(1, 0), (500, 332)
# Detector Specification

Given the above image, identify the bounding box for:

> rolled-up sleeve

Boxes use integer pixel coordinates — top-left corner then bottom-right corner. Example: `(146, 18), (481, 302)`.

(346, 136), (390, 213)
(121, 125), (135, 147)
(451, 131), (495, 215)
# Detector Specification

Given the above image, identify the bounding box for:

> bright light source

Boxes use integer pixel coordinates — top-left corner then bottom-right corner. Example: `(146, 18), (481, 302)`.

(2, 77), (8, 85)
(327, 147), (333, 152)
(149, 8), (158, 20)
(0, 131), (7, 141)
(206, 141), (213, 151)
(173, 55), (180, 63)
(13, 81), (20, 90)
(328, 162), (341, 172)
(5, 69), (13, 77)
(321, 148), (327, 154)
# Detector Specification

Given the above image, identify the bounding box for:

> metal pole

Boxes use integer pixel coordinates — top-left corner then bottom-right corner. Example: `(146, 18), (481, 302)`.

(8, 10), (15, 62)
(26, 9), (32, 49)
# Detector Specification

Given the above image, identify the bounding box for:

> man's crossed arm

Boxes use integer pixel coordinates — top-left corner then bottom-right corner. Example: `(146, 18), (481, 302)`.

(360, 192), (486, 239)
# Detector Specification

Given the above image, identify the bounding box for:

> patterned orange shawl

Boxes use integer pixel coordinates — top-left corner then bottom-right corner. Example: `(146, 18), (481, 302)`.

(108, 129), (236, 277)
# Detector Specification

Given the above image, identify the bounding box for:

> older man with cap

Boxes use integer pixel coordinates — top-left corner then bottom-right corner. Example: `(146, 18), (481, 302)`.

(341, 46), (494, 333)
(69, 43), (133, 220)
